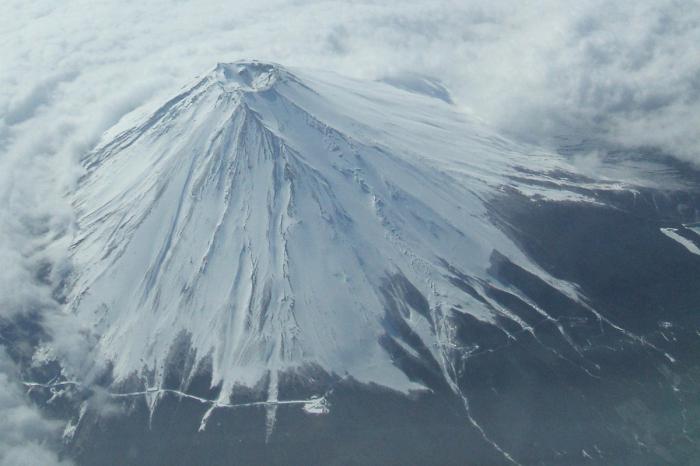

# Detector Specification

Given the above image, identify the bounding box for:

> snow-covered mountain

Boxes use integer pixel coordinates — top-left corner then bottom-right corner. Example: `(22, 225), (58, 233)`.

(71, 61), (591, 390)
(55, 61), (700, 464)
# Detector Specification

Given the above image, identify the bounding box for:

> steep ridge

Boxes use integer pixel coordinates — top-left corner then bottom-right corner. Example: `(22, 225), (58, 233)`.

(62, 61), (681, 449)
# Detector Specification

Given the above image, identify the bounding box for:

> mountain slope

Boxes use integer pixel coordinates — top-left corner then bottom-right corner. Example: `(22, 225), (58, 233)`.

(59, 61), (700, 463)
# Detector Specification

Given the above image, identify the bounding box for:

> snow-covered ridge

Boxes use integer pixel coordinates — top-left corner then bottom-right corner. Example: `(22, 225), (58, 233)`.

(64, 61), (651, 440)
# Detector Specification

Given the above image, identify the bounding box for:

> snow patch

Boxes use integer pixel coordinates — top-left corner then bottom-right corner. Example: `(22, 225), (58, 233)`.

(661, 228), (700, 256)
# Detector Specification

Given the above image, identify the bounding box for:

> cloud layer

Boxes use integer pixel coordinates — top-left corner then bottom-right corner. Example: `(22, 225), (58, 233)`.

(0, 0), (698, 463)
(2, 0), (698, 164)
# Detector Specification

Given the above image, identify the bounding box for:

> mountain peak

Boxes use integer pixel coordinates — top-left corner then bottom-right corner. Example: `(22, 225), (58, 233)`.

(211, 60), (287, 92)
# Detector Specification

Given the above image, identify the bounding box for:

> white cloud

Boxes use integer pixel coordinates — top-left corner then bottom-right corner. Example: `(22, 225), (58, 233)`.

(0, 0), (698, 462)
(2, 0), (698, 161)
(0, 349), (72, 466)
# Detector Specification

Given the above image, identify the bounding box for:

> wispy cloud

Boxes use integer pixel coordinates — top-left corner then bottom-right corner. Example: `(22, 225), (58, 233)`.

(0, 349), (72, 466)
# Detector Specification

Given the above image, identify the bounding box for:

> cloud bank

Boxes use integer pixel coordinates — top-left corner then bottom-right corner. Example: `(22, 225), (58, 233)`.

(0, 0), (698, 462)
(2, 0), (698, 164)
